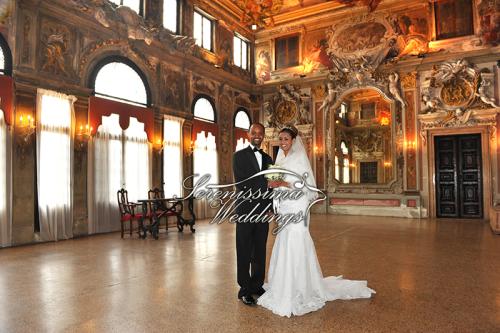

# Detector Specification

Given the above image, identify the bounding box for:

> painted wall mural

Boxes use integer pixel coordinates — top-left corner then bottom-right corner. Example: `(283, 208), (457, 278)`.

(255, 45), (272, 83)
(304, 29), (332, 71)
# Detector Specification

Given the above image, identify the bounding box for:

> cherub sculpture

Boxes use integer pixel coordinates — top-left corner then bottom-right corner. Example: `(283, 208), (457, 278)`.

(388, 73), (407, 108)
(317, 82), (337, 113)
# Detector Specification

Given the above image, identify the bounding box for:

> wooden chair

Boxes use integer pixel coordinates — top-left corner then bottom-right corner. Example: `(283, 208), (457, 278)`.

(117, 188), (147, 238)
(148, 188), (182, 231)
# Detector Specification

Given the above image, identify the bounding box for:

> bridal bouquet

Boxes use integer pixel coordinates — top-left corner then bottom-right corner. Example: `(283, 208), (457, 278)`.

(266, 165), (288, 188)
(265, 164), (284, 181)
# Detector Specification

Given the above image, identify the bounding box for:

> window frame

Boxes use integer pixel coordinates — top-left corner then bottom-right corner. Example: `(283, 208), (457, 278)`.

(163, 0), (180, 34)
(233, 108), (251, 130)
(88, 56), (152, 107)
(274, 34), (300, 70)
(432, 0), (475, 41)
(233, 34), (249, 71)
(193, 9), (214, 52)
(192, 95), (217, 123)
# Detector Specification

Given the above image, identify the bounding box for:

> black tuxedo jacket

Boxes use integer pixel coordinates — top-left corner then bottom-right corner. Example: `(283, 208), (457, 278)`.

(232, 145), (274, 216)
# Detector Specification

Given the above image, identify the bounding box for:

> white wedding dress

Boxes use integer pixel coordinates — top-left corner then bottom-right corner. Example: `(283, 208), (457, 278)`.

(257, 137), (375, 317)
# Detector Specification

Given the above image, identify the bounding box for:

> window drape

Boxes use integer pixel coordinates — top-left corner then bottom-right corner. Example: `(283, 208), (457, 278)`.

(193, 131), (218, 219)
(0, 109), (11, 247)
(235, 137), (249, 152)
(36, 89), (75, 241)
(89, 114), (151, 234)
(163, 116), (184, 198)
(124, 118), (150, 203)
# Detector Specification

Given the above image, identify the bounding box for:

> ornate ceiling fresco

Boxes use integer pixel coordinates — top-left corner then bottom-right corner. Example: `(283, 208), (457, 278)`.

(230, 0), (383, 28)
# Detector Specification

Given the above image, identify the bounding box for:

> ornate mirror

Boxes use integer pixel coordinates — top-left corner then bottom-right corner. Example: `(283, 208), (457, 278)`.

(332, 88), (396, 186)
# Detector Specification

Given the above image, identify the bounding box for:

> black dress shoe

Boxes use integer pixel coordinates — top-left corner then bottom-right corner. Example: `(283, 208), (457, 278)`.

(240, 295), (256, 306)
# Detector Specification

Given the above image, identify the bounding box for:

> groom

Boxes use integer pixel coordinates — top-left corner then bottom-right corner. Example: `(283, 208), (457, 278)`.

(232, 122), (273, 306)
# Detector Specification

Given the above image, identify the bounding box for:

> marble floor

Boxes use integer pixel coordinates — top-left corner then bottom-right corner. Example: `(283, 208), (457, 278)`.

(0, 215), (499, 333)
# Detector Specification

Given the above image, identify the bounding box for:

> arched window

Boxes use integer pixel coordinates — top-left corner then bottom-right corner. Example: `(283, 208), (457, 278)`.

(234, 109), (251, 130)
(0, 34), (12, 76)
(193, 96), (215, 122)
(90, 57), (150, 107)
(234, 108), (251, 151)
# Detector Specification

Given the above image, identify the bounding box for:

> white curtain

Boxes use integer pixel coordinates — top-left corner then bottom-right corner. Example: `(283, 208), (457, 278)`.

(163, 116), (184, 198)
(89, 114), (123, 234)
(0, 109), (11, 247)
(36, 89), (75, 241)
(235, 137), (249, 152)
(89, 114), (150, 234)
(193, 131), (218, 219)
(124, 117), (150, 203)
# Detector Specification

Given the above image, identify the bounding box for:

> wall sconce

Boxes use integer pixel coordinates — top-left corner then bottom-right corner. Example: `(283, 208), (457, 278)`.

(403, 140), (417, 150)
(153, 138), (165, 155)
(349, 163), (356, 168)
(16, 114), (36, 143)
(75, 124), (93, 150)
(384, 161), (392, 168)
(187, 140), (195, 156)
(314, 145), (323, 161)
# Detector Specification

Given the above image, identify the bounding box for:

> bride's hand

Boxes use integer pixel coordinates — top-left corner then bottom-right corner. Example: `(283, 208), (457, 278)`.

(268, 180), (289, 188)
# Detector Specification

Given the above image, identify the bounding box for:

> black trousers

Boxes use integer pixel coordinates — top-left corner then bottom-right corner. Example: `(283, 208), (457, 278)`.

(236, 221), (269, 298)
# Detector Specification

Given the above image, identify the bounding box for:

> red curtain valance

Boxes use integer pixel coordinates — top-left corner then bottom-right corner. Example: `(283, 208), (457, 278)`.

(0, 76), (14, 126)
(192, 119), (218, 142)
(89, 96), (154, 142)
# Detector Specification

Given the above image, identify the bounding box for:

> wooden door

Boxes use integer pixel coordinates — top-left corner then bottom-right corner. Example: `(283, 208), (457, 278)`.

(435, 134), (482, 218)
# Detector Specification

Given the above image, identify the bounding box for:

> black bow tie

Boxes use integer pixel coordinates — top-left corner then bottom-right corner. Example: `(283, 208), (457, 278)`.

(252, 147), (262, 154)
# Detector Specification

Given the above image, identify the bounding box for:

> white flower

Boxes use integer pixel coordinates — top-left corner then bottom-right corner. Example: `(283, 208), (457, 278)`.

(265, 164), (285, 181)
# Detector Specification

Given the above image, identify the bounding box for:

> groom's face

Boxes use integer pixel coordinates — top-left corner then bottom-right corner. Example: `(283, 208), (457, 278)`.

(248, 124), (264, 148)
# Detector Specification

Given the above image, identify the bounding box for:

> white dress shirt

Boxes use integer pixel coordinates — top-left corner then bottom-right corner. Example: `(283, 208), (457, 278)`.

(249, 144), (262, 170)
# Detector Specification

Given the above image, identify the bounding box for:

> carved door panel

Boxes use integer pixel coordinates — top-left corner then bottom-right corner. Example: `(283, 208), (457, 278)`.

(435, 134), (482, 218)
(458, 135), (482, 218)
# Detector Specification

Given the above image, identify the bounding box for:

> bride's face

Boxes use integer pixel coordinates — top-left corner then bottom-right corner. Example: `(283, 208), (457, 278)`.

(279, 132), (293, 153)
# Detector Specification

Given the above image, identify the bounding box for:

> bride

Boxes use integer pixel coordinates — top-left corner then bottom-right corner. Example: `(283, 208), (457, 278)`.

(257, 126), (375, 317)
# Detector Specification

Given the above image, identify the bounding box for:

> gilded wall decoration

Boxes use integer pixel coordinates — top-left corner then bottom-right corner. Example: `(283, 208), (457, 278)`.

(315, 101), (324, 188)
(401, 71), (417, 90)
(40, 21), (73, 77)
(264, 84), (311, 127)
(421, 59), (498, 116)
(218, 94), (233, 183)
(404, 90), (417, 190)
